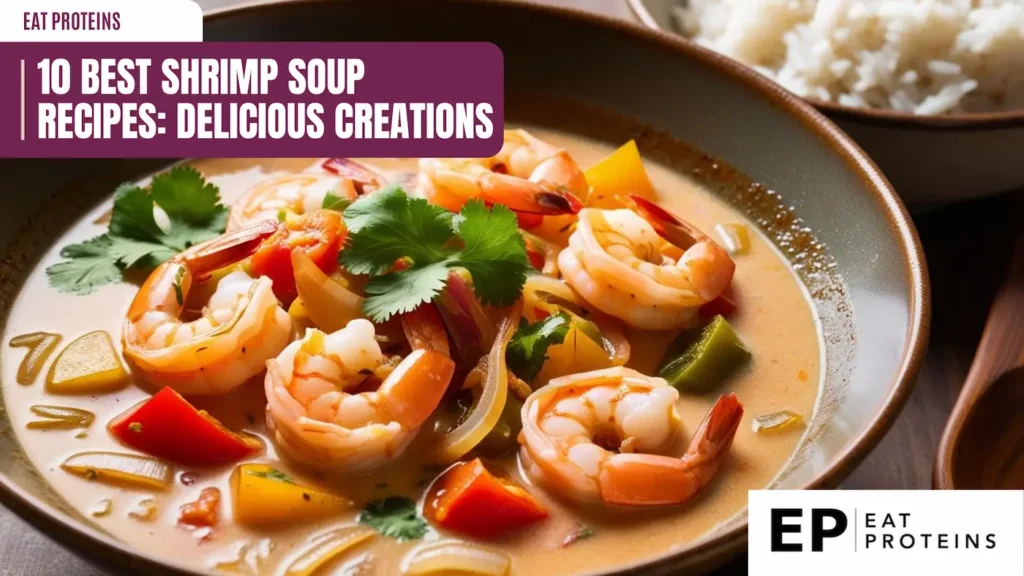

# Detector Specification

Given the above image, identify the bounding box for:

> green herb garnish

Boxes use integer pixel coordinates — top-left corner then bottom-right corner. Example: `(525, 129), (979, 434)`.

(245, 468), (296, 485)
(506, 312), (571, 381)
(340, 186), (529, 322)
(322, 192), (350, 212)
(172, 267), (185, 306)
(128, 422), (143, 433)
(46, 166), (228, 295)
(358, 496), (428, 542)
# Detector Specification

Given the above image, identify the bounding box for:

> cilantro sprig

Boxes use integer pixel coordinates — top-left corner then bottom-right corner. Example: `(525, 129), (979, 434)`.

(46, 166), (228, 295)
(358, 496), (428, 542)
(506, 312), (572, 381)
(340, 186), (529, 322)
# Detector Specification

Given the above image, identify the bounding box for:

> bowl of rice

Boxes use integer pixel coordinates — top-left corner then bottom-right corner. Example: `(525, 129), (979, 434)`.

(628, 0), (1024, 206)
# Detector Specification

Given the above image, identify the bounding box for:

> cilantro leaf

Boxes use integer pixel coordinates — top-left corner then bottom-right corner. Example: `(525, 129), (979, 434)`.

(453, 200), (530, 307)
(341, 186), (455, 275)
(105, 235), (172, 270)
(358, 496), (428, 542)
(46, 167), (228, 295)
(45, 236), (123, 296)
(149, 166), (224, 227)
(361, 262), (450, 322)
(339, 188), (529, 322)
(109, 184), (165, 240)
(506, 312), (572, 381)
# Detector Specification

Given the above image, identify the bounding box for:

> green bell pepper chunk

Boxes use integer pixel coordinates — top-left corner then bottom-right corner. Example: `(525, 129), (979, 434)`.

(658, 315), (750, 392)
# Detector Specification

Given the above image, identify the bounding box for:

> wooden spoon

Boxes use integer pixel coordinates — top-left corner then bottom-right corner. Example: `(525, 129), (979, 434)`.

(934, 231), (1024, 489)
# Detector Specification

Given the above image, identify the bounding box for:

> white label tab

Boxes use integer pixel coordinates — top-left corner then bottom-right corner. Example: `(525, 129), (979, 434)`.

(749, 490), (1024, 576)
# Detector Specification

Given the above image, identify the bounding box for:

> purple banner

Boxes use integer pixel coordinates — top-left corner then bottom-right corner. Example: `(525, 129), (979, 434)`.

(0, 42), (504, 158)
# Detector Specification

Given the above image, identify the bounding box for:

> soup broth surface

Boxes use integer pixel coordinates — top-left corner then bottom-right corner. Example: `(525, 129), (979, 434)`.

(1, 128), (822, 575)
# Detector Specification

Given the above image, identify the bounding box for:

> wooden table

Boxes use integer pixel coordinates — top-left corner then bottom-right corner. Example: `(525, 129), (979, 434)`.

(2, 0), (1022, 574)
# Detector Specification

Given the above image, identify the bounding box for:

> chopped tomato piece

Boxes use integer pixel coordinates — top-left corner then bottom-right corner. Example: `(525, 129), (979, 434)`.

(179, 487), (221, 527)
(699, 287), (737, 319)
(109, 387), (262, 466)
(514, 210), (544, 230)
(249, 210), (345, 304)
(425, 458), (547, 539)
(523, 236), (546, 272)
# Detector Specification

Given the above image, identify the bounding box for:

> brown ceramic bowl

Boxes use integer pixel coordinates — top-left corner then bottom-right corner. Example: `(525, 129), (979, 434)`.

(629, 0), (1024, 208)
(0, 0), (929, 574)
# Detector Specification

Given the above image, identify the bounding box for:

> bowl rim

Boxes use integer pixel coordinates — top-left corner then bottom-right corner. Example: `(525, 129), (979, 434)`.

(626, 0), (1024, 131)
(0, 0), (930, 574)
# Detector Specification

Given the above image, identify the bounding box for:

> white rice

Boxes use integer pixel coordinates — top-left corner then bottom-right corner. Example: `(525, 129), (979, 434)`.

(671, 0), (1024, 114)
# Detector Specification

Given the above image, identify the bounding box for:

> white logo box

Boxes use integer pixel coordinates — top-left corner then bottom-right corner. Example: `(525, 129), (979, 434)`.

(749, 490), (1024, 576)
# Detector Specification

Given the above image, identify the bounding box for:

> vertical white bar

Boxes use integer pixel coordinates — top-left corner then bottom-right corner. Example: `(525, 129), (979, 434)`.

(20, 59), (25, 141)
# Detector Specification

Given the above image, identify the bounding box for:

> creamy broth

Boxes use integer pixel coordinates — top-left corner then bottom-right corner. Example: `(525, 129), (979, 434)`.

(1, 128), (821, 575)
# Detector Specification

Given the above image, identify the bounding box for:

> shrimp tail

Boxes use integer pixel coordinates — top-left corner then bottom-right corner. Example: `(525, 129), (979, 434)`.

(598, 393), (743, 507)
(182, 219), (279, 274)
(680, 393), (744, 486)
(479, 175), (584, 215)
(628, 194), (705, 249)
(629, 194), (736, 302)
(401, 302), (451, 357)
(322, 158), (385, 195)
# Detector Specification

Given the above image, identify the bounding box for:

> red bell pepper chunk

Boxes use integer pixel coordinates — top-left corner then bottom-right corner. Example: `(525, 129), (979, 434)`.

(425, 458), (547, 539)
(249, 210), (345, 305)
(514, 210), (544, 230)
(699, 287), (738, 319)
(108, 387), (261, 466)
(523, 236), (546, 272)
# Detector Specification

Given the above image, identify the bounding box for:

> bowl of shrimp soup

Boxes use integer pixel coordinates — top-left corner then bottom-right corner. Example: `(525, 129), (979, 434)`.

(0, 1), (929, 575)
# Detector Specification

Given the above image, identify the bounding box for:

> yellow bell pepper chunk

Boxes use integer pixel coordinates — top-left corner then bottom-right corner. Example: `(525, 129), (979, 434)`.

(288, 297), (313, 328)
(46, 331), (128, 394)
(534, 326), (613, 383)
(231, 464), (352, 525)
(584, 140), (657, 209)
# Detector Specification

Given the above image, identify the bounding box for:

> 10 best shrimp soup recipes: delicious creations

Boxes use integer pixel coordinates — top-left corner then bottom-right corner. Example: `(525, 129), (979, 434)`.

(1, 125), (827, 575)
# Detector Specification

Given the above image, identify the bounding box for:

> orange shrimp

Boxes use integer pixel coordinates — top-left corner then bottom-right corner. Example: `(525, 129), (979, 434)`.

(519, 367), (743, 506)
(264, 304), (455, 473)
(122, 220), (291, 396)
(558, 195), (735, 330)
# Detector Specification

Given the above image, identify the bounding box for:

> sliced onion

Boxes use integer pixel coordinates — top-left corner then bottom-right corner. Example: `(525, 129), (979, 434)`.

(435, 270), (496, 369)
(522, 275), (630, 366)
(284, 526), (375, 576)
(432, 301), (521, 463)
(9, 332), (61, 385)
(27, 405), (94, 429)
(61, 451), (174, 491)
(752, 411), (803, 433)
(292, 250), (364, 333)
(404, 540), (511, 576)
(90, 499), (113, 518)
(128, 498), (159, 521)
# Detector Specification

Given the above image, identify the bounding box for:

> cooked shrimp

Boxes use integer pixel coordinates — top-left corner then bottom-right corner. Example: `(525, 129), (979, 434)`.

(558, 196), (735, 330)
(519, 367), (743, 506)
(122, 220), (292, 396)
(265, 304), (455, 473)
(227, 160), (382, 230)
(417, 129), (586, 215)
